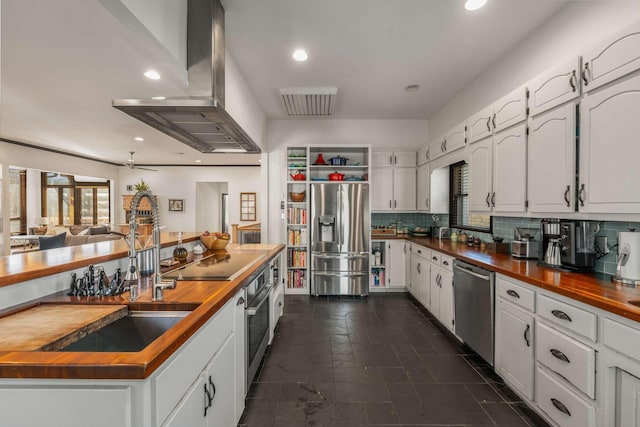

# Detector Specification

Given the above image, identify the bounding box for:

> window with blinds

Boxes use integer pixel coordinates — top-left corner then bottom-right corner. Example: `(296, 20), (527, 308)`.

(449, 161), (492, 232)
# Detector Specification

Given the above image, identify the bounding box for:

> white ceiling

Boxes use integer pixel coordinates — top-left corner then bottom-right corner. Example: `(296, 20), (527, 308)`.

(1, 0), (568, 166)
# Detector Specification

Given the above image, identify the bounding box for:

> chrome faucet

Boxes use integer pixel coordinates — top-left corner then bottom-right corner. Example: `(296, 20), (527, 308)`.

(126, 190), (176, 301)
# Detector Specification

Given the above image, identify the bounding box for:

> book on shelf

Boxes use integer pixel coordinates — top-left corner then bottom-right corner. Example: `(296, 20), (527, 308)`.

(286, 207), (307, 224)
(287, 248), (307, 267)
(287, 228), (308, 246)
(287, 269), (306, 288)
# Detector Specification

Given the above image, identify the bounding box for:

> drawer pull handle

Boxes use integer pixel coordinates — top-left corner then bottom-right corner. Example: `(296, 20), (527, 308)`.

(551, 398), (571, 417)
(237, 296), (245, 306)
(506, 289), (520, 299)
(523, 324), (531, 347)
(550, 348), (570, 363)
(443, 260), (449, 266)
(551, 309), (572, 322)
(432, 256), (438, 261)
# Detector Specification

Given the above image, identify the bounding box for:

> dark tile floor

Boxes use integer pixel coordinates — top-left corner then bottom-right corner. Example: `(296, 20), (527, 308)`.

(239, 294), (550, 427)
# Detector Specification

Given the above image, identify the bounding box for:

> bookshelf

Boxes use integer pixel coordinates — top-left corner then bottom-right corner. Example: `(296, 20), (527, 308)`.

(285, 146), (309, 294)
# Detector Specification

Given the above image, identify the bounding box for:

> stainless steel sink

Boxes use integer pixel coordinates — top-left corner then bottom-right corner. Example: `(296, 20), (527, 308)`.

(57, 310), (190, 352)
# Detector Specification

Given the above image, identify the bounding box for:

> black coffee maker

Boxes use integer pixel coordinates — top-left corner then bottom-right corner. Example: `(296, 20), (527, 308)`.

(559, 220), (600, 270)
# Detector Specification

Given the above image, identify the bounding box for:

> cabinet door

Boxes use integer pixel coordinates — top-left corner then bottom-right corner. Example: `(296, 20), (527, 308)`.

(579, 73), (640, 213)
(495, 298), (534, 400)
(438, 269), (454, 333)
(418, 258), (430, 308)
(393, 168), (417, 211)
(207, 335), (236, 427)
(409, 253), (421, 300)
(393, 152), (417, 167)
(468, 137), (493, 212)
(492, 86), (528, 133)
(404, 243), (412, 292)
(417, 163), (430, 212)
(429, 267), (440, 317)
(372, 152), (393, 166)
(493, 124), (527, 213)
(528, 103), (576, 213)
(528, 57), (581, 116)
(164, 374), (208, 427)
(466, 105), (493, 144)
(618, 369), (640, 427)
(581, 21), (640, 93)
(429, 137), (447, 161)
(430, 167), (449, 214)
(417, 145), (430, 166)
(443, 122), (467, 154)
(387, 240), (406, 288)
(371, 167), (394, 211)
(234, 291), (246, 423)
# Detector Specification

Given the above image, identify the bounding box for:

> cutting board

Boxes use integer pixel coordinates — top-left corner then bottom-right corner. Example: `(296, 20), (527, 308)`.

(0, 304), (128, 352)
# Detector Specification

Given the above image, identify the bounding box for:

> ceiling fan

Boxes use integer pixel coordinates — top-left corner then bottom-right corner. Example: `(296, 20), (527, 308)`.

(125, 151), (158, 171)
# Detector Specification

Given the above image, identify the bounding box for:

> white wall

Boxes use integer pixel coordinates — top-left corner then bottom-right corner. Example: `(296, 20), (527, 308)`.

(118, 166), (263, 234)
(195, 182), (227, 232)
(428, 2), (640, 137)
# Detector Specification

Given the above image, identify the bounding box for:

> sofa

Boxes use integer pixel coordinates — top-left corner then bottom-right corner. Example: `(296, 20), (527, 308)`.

(36, 225), (123, 250)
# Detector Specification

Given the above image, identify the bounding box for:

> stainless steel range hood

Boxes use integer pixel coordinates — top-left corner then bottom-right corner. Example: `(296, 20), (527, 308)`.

(113, 0), (260, 154)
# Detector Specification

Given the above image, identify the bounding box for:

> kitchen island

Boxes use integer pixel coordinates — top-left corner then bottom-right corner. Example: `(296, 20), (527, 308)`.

(0, 238), (284, 427)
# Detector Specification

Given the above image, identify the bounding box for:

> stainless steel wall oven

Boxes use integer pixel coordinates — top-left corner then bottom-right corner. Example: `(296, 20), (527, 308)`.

(244, 266), (271, 388)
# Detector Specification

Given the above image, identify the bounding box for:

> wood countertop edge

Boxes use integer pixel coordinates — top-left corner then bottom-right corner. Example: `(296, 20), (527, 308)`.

(403, 236), (640, 323)
(0, 244), (285, 380)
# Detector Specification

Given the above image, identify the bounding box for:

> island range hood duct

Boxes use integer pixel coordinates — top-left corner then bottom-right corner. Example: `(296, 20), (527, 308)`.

(113, 0), (260, 154)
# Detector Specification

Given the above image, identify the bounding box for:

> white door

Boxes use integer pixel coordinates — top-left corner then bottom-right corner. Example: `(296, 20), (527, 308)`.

(579, 73), (640, 213)
(163, 373), (208, 427)
(417, 146), (430, 166)
(371, 167), (394, 211)
(581, 21), (640, 93)
(528, 102), (576, 213)
(443, 122), (467, 155)
(387, 240), (406, 288)
(430, 167), (450, 214)
(393, 168), (417, 211)
(528, 57), (581, 116)
(495, 298), (534, 400)
(417, 163), (430, 212)
(618, 369), (640, 427)
(438, 270), (454, 333)
(430, 137), (446, 161)
(404, 243), (412, 293)
(206, 335), (236, 427)
(409, 253), (421, 300)
(429, 267), (440, 318)
(493, 124), (527, 213)
(372, 152), (393, 166)
(466, 105), (493, 144)
(393, 152), (417, 167)
(468, 137), (493, 212)
(492, 86), (528, 132)
(417, 258), (430, 308)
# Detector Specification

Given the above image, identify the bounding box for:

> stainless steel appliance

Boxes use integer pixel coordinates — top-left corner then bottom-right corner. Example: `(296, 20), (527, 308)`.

(310, 183), (370, 296)
(511, 227), (539, 259)
(453, 260), (495, 366)
(539, 218), (564, 269)
(559, 220), (599, 270)
(613, 230), (640, 286)
(243, 266), (271, 389)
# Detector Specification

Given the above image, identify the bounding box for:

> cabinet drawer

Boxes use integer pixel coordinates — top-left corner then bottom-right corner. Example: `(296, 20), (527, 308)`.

(496, 275), (535, 312)
(429, 251), (441, 265)
(536, 364), (596, 427)
(440, 254), (454, 272)
(412, 245), (430, 261)
(603, 318), (640, 364)
(537, 294), (597, 341)
(536, 321), (596, 399)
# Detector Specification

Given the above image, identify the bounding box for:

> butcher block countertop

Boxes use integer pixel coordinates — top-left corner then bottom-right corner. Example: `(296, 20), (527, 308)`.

(0, 243), (284, 380)
(397, 236), (640, 323)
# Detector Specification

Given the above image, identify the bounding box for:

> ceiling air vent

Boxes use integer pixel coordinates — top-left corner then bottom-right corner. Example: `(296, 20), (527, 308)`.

(280, 87), (337, 116)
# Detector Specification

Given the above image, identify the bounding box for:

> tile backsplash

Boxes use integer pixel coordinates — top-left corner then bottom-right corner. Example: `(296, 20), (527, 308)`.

(371, 213), (640, 276)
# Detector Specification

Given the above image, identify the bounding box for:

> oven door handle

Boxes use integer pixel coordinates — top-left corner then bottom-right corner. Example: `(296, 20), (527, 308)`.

(246, 285), (272, 316)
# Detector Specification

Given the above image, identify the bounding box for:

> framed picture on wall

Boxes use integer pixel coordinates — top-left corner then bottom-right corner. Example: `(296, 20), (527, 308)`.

(240, 192), (256, 221)
(168, 199), (184, 212)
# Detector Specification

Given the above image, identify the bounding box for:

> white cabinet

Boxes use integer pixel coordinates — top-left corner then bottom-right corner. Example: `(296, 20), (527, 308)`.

(429, 265), (454, 333)
(578, 72), (640, 213)
(371, 167), (394, 210)
(528, 102), (576, 213)
(429, 166), (450, 214)
(581, 21), (640, 93)
(386, 240), (406, 288)
(468, 124), (527, 213)
(234, 291), (246, 421)
(467, 86), (528, 144)
(371, 166), (416, 211)
(495, 297), (535, 400)
(372, 151), (415, 167)
(410, 248), (429, 306)
(404, 242), (412, 292)
(528, 57), (581, 116)
(617, 370), (640, 427)
(467, 106), (493, 144)
(430, 121), (466, 161)
(416, 163), (430, 212)
(417, 145), (430, 166)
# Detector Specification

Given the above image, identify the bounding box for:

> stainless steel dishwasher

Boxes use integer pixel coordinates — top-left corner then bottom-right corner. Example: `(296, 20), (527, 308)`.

(453, 259), (495, 366)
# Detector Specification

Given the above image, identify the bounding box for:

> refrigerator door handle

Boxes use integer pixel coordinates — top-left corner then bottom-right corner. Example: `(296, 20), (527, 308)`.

(313, 272), (369, 277)
(314, 254), (368, 259)
(338, 186), (344, 247)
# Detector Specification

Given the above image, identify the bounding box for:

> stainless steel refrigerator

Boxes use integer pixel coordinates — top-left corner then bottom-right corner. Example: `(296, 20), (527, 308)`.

(310, 183), (370, 296)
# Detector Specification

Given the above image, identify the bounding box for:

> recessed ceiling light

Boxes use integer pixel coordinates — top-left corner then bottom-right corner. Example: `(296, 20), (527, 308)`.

(144, 70), (161, 80)
(292, 49), (308, 62)
(151, 96), (166, 100)
(405, 84), (420, 92)
(195, 159), (202, 163)
(134, 137), (144, 142)
(465, 0), (487, 11)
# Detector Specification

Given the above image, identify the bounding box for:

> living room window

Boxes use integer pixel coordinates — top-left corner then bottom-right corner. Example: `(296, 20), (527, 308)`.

(41, 172), (110, 225)
(449, 161), (492, 233)
(9, 168), (27, 234)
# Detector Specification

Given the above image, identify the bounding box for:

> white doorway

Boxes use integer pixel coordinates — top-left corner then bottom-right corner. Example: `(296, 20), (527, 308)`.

(195, 182), (228, 233)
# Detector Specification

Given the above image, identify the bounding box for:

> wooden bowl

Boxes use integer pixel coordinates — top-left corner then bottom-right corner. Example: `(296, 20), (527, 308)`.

(200, 235), (229, 251)
(289, 191), (306, 202)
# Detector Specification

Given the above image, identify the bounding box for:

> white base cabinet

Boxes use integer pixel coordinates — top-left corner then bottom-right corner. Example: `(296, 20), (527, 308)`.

(617, 370), (640, 427)
(386, 240), (406, 288)
(410, 248), (429, 306)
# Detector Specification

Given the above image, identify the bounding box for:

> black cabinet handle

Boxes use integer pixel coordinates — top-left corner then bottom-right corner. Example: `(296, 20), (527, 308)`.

(569, 70), (577, 92)
(441, 140), (445, 152)
(578, 184), (586, 207)
(507, 289), (520, 299)
(417, 263), (421, 274)
(443, 139), (447, 151)
(486, 117), (491, 132)
(443, 260), (449, 266)
(432, 256), (438, 261)
(486, 192), (491, 207)
(582, 62), (590, 86)
(237, 296), (245, 306)
(550, 348), (570, 363)
(491, 192), (496, 207)
(279, 301), (283, 307)
(564, 185), (571, 207)
(204, 383), (212, 416)
(492, 113), (497, 129)
(209, 376), (216, 401)
(551, 309), (572, 322)
(551, 398), (571, 416)
(523, 324), (531, 347)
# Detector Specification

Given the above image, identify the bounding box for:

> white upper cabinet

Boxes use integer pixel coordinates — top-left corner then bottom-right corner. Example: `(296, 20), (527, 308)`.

(393, 167), (417, 211)
(417, 163), (430, 212)
(528, 57), (581, 116)
(372, 152), (394, 166)
(492, 86), (529, 133)
(430, 121), (466, 161)
(578, 72), (640, 213)
(373, 151), (416, 167)
(371, 167), (394, 211)
(467, 106), (493, 144)
(417, 145), (430, 166)
(528, 102), (576, 213)
(493, 124), (527, 212)
(468, 137), (493, 212)
(581, 21), (640, 93)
